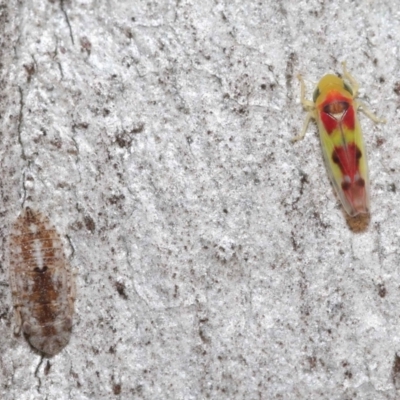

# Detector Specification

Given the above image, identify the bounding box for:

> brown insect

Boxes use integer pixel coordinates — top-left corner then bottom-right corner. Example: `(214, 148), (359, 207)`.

(8, 208), (75, 356)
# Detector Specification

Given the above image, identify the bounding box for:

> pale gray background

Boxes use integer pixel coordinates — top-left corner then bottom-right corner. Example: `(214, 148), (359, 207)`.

(0, 0), (399, 399)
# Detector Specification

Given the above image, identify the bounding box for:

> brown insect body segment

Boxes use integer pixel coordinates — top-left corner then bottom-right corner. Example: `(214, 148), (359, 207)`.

(9, 208), (75, 356)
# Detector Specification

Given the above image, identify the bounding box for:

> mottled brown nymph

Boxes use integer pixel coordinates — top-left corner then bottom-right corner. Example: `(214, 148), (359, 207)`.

(8, 208), (75, 356)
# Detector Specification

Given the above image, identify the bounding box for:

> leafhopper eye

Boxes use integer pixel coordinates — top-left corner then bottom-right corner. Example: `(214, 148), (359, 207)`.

(313, 87), (321, 102)
(343, 82), (353, 95)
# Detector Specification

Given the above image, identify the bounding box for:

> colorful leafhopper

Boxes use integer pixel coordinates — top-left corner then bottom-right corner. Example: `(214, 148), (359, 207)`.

(293, 62), (385, 216)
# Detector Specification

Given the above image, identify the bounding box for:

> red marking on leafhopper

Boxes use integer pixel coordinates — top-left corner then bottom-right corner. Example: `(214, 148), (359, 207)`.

(319, 93), (355, 134)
